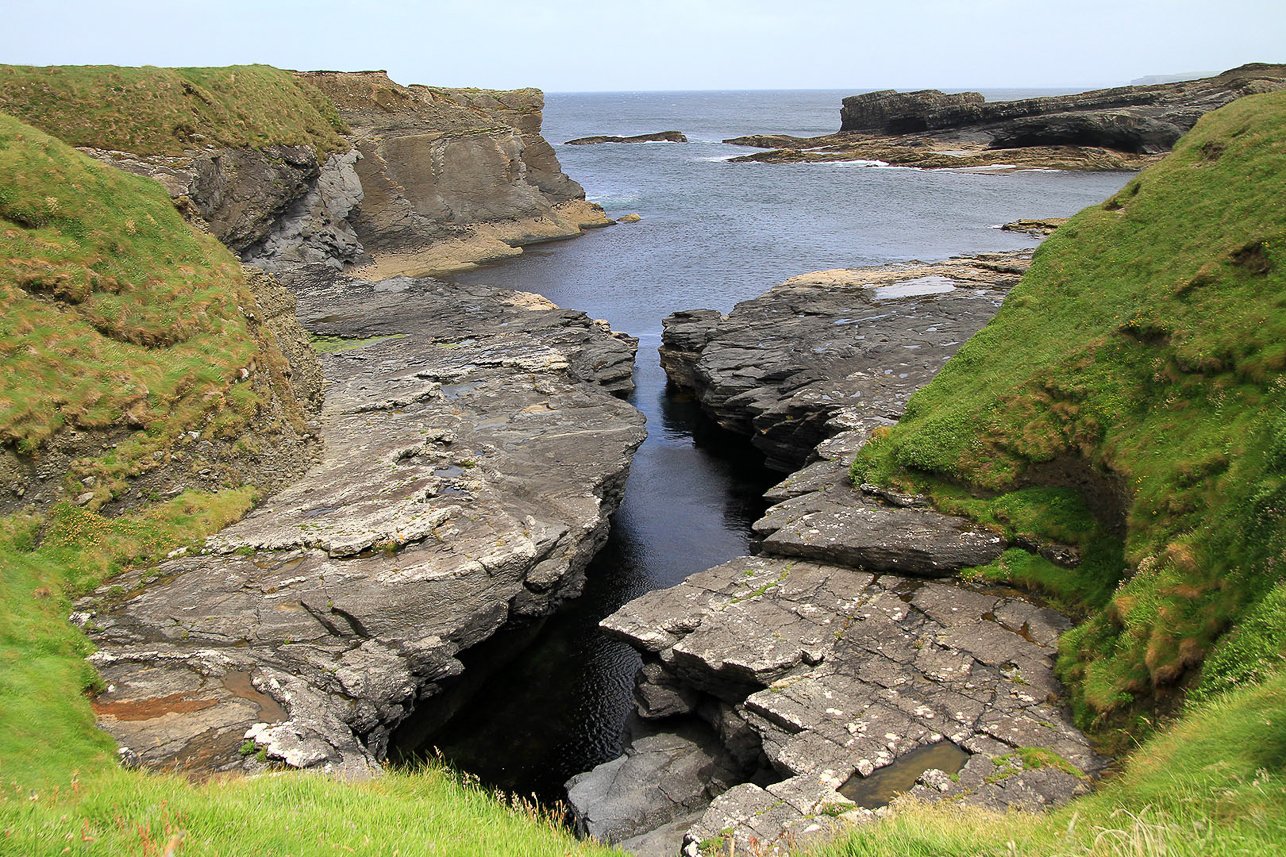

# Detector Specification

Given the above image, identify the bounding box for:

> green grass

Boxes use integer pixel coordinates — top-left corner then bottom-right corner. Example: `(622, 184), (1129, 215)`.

(1, 765), (620, 856)
(0, 110), (305, 504)
(0, 64), (348, 156)
(802, 667), (1286, 857)
(0, 493), (256, 790)
(0, 479), (618, 857)
(852, 90), (1286, 735)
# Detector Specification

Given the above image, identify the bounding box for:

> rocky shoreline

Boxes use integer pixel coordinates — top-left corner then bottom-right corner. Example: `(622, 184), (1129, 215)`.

(76, 270), (646, 776)
(659, 252), (1031, 471)
(78, 71), (615, 283)
(726, 63), (1286, 170)
(569, 254), (1106, 855)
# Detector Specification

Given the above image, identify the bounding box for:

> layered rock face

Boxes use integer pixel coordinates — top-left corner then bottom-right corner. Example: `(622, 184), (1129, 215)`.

(301, 72), (611, 278)
(568, 254), (1107, 855)
(839, 64), (1286, 152)
(729, 64), (1286, 169)
(660, 253), (1030, 471)
(78, 273), (645, 776)
(576, 429), (1102, 856)
(84, 71), (608, 276)
(83, 144), (367, 271)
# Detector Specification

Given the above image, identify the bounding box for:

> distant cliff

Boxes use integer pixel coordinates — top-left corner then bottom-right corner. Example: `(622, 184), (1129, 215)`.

(840, 63), (1286, 153)
(0, 64), (608, 278)
(300, 71), (609, 278)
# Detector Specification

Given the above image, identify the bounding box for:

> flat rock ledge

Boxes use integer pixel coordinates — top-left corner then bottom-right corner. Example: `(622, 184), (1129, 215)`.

(660, 252), (1029, 471)
(572, 438), (1103, 855)
(576, 246), (1108, 852)
(75, 273), (646, 778)
(599, 552), (1098, 853)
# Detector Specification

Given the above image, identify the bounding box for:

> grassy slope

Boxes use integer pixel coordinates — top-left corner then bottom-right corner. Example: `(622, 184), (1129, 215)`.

(0, 110), (273, 503)
(815, 89), (1286, 857)
(0, 109), (615, 855)
(0, 64), (348, 156)
(853, 90), (1286, 734)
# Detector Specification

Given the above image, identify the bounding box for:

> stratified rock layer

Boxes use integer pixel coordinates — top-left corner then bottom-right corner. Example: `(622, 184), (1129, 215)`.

(302, 72), (612, 278)
(578, 253), (1105, 854)
(597, 436), (1101, 855)
(728, 64), (1286, 169)
(839, 64), (1286, 151)
(78, 274), (645, 777)
(660, 253), (1029, 471)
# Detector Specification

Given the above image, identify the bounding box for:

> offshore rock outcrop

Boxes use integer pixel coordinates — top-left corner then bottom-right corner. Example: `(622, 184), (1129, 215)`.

(566, 131), (688, 145)
(77, 273), (645, 776)
(728, 63), (1286, 169)
(838, 64), (1286, 149)
(660, 252), (1030, 471)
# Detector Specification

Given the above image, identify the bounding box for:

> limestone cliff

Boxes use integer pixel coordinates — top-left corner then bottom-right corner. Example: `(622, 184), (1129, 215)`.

(0, 65), (608, 278)
(299, 71), (610, 278)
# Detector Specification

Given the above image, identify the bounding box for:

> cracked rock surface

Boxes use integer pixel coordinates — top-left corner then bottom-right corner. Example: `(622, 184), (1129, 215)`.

(78, 273), (645, 777)
(579, 252), (1108, 853)
(659, 253), (1028, 471)
(589, 434), (1101, 854)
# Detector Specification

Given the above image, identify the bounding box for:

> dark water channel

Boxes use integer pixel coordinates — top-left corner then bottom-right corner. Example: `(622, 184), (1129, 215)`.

(386, 90), (1133, 803)
(392, 354), (777, 801)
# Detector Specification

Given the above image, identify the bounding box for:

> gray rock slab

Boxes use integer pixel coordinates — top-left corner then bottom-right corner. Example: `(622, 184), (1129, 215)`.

(566, 718), (739, 845)
(757, 490), (1007, 576)
(659, 254), (1029, 471)
(602, 552), (1103, 853)
(79, 275), (646, 777)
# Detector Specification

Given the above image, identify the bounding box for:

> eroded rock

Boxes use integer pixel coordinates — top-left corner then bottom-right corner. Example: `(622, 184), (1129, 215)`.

(660, 253), (1028, 470)
(79, 273), (646, 777)
(604, 551), (1097, 854)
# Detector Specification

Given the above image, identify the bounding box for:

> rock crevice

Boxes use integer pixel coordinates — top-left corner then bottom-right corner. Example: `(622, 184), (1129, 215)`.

(79, 273), (646, 777)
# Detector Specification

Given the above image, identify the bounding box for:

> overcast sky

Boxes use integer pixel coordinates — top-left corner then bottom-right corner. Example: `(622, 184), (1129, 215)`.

(7, 0), (1285, 92)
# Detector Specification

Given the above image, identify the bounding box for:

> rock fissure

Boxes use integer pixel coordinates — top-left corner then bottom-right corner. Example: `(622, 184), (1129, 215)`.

(570, 254), (1110, 855)
(78, 267), (646, 777)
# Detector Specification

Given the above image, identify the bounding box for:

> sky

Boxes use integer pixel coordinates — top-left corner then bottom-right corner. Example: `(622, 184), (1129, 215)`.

(6, 0), (1285, 93)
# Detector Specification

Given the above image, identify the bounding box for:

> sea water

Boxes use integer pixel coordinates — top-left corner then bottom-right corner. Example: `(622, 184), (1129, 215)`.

(396, 90), (1133, 800)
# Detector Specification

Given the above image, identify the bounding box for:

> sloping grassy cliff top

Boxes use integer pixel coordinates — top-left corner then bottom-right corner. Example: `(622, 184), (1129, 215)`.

(853, 91), (1286, 731)
(0, 64), (348, 156)
(0, 110), (271, 495)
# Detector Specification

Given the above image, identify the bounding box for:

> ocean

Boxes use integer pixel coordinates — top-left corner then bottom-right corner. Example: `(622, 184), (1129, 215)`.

(394, 89), (1135, 800)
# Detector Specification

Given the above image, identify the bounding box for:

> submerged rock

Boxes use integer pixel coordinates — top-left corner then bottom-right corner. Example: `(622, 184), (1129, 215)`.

(78, 273), (645, 777)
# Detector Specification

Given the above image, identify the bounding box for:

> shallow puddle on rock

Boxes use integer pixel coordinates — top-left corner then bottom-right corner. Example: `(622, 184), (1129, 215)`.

(872, 276), (957, 300)
(223, 671), (288, 723)
(839, 740), (969, 808)
(439, 382), (481, 399)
